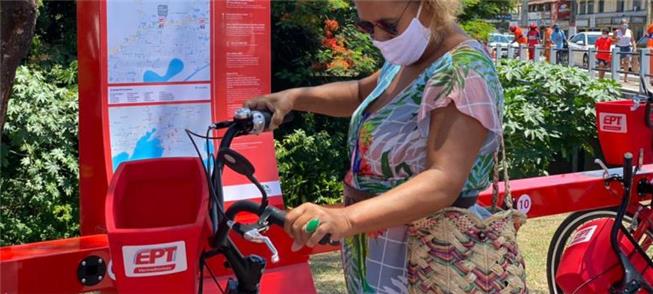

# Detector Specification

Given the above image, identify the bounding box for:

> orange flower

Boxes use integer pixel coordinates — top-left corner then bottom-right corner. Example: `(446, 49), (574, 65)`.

(324, 19), (339, 32)
(327, 58), (351, 70)
(332, 44), (347, 53)
(322, 37), (337, 49)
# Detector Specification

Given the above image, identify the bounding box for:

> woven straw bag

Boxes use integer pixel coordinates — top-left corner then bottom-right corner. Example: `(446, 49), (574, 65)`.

(406, 136), (528, 294)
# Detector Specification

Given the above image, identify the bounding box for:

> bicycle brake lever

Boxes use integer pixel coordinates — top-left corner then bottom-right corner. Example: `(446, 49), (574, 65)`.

(243, 229), (280, 263)
(595, 158), (611, 180)
(631, 97), (642, 111)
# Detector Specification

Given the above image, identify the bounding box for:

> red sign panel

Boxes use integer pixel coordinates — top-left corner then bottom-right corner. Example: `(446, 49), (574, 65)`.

(78, 0), (277, 235)
(556, 0), (571, 21)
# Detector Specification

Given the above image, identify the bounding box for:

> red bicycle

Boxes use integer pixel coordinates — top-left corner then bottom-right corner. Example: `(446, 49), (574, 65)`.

(546, 76), (653, 293)
(104, 108), (333, 293)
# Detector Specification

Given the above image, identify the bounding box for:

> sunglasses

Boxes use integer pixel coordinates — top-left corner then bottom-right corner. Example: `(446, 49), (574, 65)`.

(355, 1), (413, 37)
(356, 20), (400, 36)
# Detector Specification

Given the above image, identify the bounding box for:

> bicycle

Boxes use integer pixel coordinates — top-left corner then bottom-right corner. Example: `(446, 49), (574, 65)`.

(107, 108), (333, 294)
(546, 75), (653, 293)
(192, 108), (337, 293)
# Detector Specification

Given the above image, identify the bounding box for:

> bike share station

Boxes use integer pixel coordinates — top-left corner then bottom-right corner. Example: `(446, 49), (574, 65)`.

(3, 1), (653, 293)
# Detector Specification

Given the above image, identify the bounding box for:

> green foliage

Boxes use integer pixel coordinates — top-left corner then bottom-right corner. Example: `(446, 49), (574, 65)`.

(459, 0), (517, 23)
(271, 0), (381, 90)
(498, 59), (622, 178)
(1, 63), (80, 246)
(275, 128), (348, 208)
(461, 20), (496, 42)
(28, 1), (77, 68)
(272, 110), (351, 209)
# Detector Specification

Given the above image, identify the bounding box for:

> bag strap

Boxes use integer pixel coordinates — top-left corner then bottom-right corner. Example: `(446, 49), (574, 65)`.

(491, 133), (513, 210)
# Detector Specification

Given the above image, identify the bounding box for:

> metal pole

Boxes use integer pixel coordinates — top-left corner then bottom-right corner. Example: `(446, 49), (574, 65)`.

(550, 46), (556, 64)
(521, 0), (529, 27)
(568, 46), (574, 67)
(640, 48), (650, 94)
(534, 45), (542, 62)
(570, 0), (577, 35)
(521, 44), (528, 62)
(588, 47), (596, 78)
(495, 45), (500, 65)
(508, 45), (515, 61)
(611, 47), (620, 81)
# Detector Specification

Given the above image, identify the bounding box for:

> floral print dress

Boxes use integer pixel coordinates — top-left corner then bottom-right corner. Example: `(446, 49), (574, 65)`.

(340, 40), (504, 293)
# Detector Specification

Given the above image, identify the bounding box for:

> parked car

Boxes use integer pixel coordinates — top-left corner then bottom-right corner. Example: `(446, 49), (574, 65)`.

(567, 31), (615, 68)
(488, 33), (515, 58)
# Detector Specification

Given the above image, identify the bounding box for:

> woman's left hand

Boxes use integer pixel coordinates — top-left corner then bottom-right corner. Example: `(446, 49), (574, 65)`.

(284, 203), (353, 251)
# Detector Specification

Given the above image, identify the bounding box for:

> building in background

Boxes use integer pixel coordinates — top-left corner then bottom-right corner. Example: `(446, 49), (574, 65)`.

(527, 0), (572, 31)
(575, 0), (651, 39)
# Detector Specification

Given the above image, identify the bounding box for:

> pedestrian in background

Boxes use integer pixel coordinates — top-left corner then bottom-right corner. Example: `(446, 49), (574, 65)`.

(616, 19), (636, 83)
(510, 24), (528, 59)
(550, 24), (566, 63)
(595, 28), (612, 80)
(544, 25), (553, 63)
(527, 23), (540, 60)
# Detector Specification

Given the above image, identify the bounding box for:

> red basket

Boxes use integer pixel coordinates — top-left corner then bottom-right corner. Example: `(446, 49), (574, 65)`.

(105, 157), (210, 294)
(596, 100), (653, 165)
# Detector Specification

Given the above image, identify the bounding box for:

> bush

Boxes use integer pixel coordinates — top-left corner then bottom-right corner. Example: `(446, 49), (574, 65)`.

(275, 124), (349, 208)
(461, 20), (496, 42)
(271, 0), (381, 91)
(275, 60), (623, 206)
(498, 59), (622, 178)
(1, 63), (79, 245)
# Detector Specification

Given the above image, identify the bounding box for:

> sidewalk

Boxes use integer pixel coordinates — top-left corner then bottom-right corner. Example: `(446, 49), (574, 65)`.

(573, 68), (642, 97)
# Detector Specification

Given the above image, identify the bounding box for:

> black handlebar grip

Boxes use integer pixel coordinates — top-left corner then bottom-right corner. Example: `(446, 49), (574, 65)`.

(225, 200), (261, 220)
(265, 206), (338, 246)
(319, 234), (339, 246)
(623, 152), (633, 189)
(265, 206), (286, 227)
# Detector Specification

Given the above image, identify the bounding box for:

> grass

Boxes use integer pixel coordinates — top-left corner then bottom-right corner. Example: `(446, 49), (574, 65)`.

(309, 214), (569, 293)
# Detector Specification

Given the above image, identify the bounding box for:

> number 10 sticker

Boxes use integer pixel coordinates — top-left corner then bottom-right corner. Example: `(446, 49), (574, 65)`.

(516, 194), (532, 214)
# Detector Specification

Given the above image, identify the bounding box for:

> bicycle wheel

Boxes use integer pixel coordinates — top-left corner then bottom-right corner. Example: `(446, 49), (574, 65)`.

(546, 209), (634, 294)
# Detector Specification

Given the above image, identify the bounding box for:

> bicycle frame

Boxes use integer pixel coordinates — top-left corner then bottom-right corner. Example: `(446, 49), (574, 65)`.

(554, 74), (653, 293)
(187, 108), (332, 293)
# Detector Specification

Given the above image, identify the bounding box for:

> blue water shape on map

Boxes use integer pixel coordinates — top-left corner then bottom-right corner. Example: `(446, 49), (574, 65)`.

(143, 58), (184, 82)
(112, 128), (164, 171)
(202, 141), (215, 173)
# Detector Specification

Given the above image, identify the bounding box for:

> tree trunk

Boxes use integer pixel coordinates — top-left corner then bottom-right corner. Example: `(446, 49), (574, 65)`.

(0, 0), (38, 133)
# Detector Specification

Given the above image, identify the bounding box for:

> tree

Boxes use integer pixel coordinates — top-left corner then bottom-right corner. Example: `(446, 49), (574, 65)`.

(459, 0), (518, 23)
(0, 0), (38, 133)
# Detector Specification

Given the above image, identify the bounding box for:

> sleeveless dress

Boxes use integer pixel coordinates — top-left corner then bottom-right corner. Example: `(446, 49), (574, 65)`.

(340, 40), (504, 293)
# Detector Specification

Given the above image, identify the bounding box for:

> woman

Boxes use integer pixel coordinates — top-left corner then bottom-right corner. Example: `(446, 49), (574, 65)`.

(246, 0), (525, 292)
(615, 19), (636, 83)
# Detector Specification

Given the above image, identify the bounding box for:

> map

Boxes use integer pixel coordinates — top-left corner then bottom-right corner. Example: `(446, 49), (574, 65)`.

(109, 103), (212, 171)
(107, 0), (210, 84)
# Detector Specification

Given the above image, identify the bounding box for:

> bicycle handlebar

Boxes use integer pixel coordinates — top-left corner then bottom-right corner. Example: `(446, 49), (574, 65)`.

(194, 108), (334, 293)
(226, 200), (338, 246)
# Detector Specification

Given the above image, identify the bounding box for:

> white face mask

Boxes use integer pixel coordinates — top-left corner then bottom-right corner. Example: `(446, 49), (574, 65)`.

(372, 2), (431, 66)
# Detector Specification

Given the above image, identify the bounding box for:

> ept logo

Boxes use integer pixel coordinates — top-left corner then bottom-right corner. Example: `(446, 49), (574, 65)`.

(599, 113), (628, 133)
(122, 241), (187, 277)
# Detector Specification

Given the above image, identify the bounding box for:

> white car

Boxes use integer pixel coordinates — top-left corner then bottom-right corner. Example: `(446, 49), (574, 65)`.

(567, 31), (615, 67)
(488, 33), (515, 58)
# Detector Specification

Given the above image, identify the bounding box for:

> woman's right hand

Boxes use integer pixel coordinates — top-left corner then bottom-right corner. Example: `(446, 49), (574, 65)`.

(244, 89), (297, 130)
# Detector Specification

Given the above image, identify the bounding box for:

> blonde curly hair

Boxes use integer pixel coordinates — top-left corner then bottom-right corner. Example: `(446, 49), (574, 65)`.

(423, 0), (462, 44)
